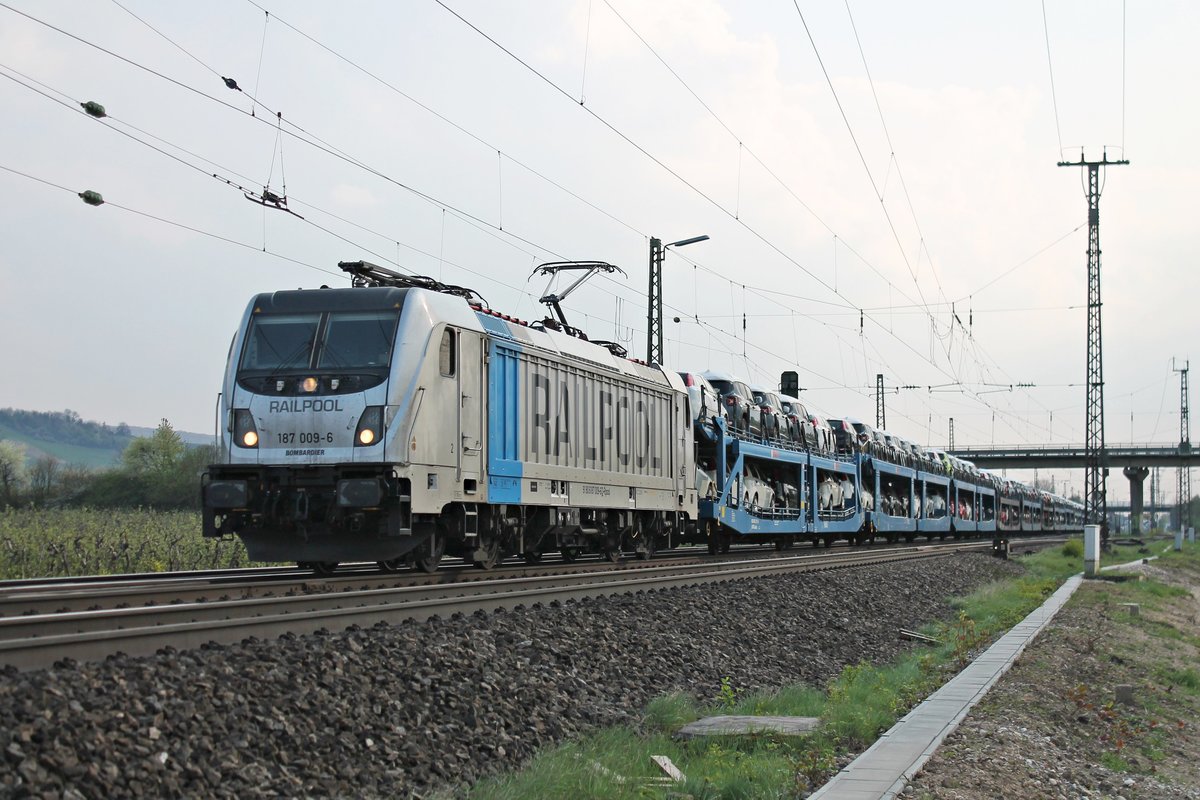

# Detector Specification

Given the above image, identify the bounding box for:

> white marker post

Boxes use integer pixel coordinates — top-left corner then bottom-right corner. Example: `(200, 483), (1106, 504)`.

(1083, 525), (1100, 577)
(1189, 527), (1195, 544)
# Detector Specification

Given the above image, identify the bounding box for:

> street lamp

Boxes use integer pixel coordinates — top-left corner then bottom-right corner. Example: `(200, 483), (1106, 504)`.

(647, 234), (709, 364)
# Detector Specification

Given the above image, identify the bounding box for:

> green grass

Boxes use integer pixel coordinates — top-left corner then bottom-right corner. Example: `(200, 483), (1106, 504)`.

(645, 692), (703, 733)
(466, 546), (1087, 798)
(728, 684), (825, 719)
(0, 507), (260, 578)
(1100, 751), (1132, 772)
(1159, 667), (1200, 693)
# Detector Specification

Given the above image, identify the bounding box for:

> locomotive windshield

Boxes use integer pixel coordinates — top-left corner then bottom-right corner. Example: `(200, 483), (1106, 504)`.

(240, 310), (400, 372)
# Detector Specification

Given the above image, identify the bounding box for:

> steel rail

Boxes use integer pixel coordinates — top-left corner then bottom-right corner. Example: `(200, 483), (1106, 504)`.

(0, 545), (757, 617)
(0, 543), (989, 672)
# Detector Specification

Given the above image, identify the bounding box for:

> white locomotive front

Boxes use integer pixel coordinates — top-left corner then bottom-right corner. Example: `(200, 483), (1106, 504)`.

(203, 261), (697, 573)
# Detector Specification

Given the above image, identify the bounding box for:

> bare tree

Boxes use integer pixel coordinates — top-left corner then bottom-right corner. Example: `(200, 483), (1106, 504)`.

(0, 440), (25, 506)
(28, 455), (60, 506)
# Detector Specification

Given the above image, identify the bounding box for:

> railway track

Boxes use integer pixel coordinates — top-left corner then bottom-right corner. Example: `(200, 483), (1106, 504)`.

(0, 541), (992, 672)
(0, 544), (787, 617)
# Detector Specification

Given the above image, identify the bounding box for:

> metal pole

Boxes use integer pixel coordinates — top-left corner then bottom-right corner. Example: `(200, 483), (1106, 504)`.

(1058, 151), (1128, 549)
(876, 373), (885, 430)
(647, 237), (663, 364)
(1174, 359), (1191, 532)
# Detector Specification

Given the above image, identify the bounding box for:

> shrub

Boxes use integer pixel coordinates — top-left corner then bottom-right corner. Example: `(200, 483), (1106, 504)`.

(1061, 539), (1084, 558)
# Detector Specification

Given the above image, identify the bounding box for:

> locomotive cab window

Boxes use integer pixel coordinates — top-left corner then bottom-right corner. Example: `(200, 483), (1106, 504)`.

(242, 313), (321, 371)
(239, 308), (400, 374)
(317, 311), (399, 369)
(439, 329), (457, 377)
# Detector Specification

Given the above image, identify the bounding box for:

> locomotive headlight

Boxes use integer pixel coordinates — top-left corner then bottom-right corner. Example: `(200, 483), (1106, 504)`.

(233, 409), (259, 449)
(355, 406), (383, 448)
(301, 376), (319, 393)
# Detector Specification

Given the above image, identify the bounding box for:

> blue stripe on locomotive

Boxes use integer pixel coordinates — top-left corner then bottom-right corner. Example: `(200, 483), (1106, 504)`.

(481, 315), (522, 504)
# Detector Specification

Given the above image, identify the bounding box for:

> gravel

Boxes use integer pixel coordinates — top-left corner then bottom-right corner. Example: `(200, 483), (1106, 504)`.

(0, 553), (1021, 798)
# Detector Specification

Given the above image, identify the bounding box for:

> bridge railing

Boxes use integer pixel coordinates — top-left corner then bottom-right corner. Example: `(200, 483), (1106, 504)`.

(949, 442), (1190, 456)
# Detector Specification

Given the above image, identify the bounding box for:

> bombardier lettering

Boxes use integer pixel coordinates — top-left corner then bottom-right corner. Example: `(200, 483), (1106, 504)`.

(268, 399), (345, 413)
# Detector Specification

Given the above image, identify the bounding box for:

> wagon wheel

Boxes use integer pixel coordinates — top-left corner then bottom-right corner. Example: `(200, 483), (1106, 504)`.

(523, 550), (543, 565)
(559, 545), (582, 562)
(602, 546), (622, 563)
(705, 521), (720, 555)
(309, 561), (339, 576)
(412, 531), (445, 573)
(719, 529), (732, 554)
(633, 528), (656, 561)
(472, 532), (502, 570)
(377, 558), (404, 573)
(472, 515), (503, 570)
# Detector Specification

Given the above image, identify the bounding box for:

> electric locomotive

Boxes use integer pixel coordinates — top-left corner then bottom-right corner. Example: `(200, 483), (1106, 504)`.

(202, 261), (698, 574)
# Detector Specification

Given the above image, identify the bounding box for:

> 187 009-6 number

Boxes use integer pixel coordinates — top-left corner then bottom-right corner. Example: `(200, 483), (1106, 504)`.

(277, 432), (334, 444)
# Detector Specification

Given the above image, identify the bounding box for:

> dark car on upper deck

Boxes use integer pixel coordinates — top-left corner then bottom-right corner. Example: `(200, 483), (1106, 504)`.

(702, 370), (764, 439)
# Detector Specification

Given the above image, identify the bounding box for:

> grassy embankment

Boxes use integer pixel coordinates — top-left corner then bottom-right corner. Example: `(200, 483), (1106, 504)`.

(1065, 541), (1200, 776)
(0, 508), (256, 578)
(463, 541), (1127, 799)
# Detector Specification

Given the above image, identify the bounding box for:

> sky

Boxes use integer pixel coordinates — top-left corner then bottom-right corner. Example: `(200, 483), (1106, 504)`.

(0, 1), (1195, 502)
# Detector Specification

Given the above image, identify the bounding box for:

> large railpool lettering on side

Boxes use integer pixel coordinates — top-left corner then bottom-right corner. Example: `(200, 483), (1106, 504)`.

(491, 346), (672, 479)
(526, 359), (667, 475)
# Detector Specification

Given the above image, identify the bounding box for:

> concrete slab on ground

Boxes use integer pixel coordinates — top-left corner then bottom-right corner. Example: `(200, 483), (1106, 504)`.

(676, 715), (819, 738)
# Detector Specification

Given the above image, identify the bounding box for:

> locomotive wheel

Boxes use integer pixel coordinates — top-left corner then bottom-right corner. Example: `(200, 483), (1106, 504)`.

(472, 534), (501, 570)
(559, 545), (582, 562)
(412, 533), (445, 573)
(310, 561), (339, 576)
(523, 550), (543, 565)
(634, 533), (655, 561)
(602, 547), (622, 563)
(377, 558), (404, 573)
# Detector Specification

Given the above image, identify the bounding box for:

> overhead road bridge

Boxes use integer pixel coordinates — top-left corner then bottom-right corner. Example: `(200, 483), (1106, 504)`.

(947, 443), (1196, 470)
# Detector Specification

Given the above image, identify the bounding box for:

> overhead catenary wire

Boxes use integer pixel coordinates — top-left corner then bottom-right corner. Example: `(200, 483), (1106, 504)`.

(229, 1), (1027, 429)
(789, 1), (949, 368)
(1041, 0), (1065, 157)
(430, 0), (1024, 413)
(0, 3), (1114, 446)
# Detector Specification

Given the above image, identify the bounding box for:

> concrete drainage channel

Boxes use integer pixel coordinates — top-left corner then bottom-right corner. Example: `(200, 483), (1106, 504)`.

(0, 545), (984, 671)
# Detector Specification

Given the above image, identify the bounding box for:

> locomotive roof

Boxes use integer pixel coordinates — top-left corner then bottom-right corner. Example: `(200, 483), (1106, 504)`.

(250, 286), (411, 313)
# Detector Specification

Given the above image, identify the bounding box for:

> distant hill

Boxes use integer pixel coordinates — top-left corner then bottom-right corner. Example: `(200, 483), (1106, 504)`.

(125, 425), (215, 447)
(0, 408), (211, 469)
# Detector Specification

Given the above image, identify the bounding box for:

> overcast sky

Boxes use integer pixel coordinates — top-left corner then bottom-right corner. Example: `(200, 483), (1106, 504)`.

(0, 1), (1195, 501)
